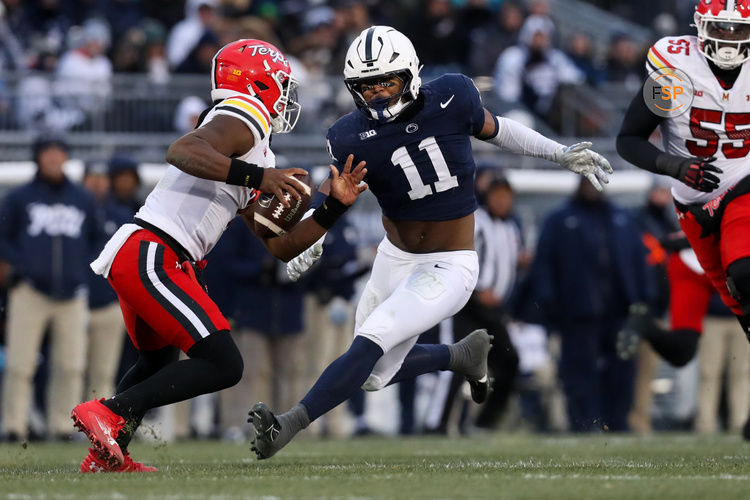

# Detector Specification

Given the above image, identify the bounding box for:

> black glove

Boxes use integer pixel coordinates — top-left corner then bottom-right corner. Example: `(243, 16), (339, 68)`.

(656, 154), (722, 193)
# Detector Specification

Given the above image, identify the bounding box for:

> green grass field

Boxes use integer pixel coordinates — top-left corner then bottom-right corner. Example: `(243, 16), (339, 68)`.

(1, 433), (748, 499)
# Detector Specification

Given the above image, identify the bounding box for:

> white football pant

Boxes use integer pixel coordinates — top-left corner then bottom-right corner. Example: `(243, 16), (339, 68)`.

(355, 237), (478, 391)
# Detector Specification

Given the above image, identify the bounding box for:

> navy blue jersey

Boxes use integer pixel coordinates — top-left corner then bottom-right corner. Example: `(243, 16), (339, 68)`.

(326, 74), (485, 221)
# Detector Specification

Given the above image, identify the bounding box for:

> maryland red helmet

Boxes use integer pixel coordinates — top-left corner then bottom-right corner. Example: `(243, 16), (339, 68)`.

(695, 0), (750, 69)
(210, 39), (301, 133)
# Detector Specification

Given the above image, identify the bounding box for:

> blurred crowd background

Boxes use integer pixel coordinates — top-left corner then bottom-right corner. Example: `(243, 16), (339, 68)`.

(0, 0), (748, 444)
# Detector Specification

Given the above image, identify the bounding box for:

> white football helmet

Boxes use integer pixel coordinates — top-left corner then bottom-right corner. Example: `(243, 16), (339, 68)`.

(343, 26), (422, 123)
(694, 0), (750, 69)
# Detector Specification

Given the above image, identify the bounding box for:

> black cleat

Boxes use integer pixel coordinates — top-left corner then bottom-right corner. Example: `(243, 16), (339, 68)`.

(616, 302), (651, 360)
(468, 375), (494, 404)
(248, 402), (281, 460)
(448, 329), (494, 404)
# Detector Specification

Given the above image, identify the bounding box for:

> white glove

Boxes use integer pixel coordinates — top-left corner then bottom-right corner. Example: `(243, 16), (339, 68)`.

(553, 141), (613, 192)
(287, 233), (325, 281)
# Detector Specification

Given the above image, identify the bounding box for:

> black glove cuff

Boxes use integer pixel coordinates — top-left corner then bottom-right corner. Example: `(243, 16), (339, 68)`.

(312, 196), (349, 229)
(654, 153), (683, 179)
(226, 158), (264, 188)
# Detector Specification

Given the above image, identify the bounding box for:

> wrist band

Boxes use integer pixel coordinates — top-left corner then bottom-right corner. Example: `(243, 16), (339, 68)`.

(226, 158), (264, 188)
(312, 196), (349, 229)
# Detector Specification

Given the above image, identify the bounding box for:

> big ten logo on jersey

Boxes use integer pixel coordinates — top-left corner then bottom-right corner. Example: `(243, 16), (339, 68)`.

(27, 203), (86, 238)
(244, 44), (288, 67)
(686, 108), (750, 159)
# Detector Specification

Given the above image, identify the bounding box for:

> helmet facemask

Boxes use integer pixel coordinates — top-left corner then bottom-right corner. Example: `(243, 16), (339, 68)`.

(345, 71), (415, 123)
(268, 69), (301, 134)
(695, 12), (750, 69)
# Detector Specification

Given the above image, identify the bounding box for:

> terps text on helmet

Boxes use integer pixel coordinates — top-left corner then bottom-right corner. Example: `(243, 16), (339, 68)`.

(642, 67), (694, 118)
(244, 44), (288, 67)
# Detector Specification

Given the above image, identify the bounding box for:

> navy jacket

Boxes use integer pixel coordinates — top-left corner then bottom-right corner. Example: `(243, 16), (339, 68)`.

(531, 199), (653, 327)
(88, 197), (132, 309)
(0, 174), (104, 300)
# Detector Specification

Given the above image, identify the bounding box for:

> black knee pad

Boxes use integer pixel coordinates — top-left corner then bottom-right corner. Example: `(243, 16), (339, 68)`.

(727, 258), (750, 315)
(188, 330), (244, 388)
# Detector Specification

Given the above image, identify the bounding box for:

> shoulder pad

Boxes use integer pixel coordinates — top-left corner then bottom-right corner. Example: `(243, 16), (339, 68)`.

(646, 36), (696, 73)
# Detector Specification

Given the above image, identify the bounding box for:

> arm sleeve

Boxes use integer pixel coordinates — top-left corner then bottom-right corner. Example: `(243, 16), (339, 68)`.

(615, 91), (666, 172)
(487, 116), (563, 160)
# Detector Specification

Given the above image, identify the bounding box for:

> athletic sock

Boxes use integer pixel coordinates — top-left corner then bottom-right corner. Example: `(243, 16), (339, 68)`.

(386, 344), (450, 386)
(446, 329), (492, 380)
(300, 336), (383, 422)
(275, 404), (310, 439)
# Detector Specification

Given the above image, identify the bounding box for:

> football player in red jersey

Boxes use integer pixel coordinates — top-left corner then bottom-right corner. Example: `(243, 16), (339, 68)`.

(71, 39), (367, 472)
(618, 0), (750, 437)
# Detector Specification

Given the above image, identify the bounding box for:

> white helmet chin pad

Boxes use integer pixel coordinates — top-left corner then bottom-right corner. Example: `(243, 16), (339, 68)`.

(343, 26), (422, 121)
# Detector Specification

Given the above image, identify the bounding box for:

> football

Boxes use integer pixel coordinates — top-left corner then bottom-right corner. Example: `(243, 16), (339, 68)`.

(253, 172), (313, 238)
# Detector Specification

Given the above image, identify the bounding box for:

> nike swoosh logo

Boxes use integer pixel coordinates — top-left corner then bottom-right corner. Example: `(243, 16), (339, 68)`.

(440, 95), (454, 109)
(434, 264), (447, 269)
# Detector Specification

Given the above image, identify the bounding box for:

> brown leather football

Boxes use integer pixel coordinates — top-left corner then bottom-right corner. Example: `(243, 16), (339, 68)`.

(253, 172), (313, 238)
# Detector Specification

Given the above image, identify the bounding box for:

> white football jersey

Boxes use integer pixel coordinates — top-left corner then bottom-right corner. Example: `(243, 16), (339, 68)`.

(647, 35), (750, 205)
(136, 93), (275, 260)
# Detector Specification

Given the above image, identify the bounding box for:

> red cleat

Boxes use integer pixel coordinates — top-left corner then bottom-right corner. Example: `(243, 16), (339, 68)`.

(80, 448), (158, 473)
(71, 399), (125, 466)
(120, 453), (158, 472)
(80, 448), (109, 473)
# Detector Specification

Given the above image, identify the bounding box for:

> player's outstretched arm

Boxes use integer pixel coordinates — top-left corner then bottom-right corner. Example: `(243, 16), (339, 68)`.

(616, 92), (722, 193)
(476, 109), (613, 191)
(166, 115), (307, 204)
(249, 154), (367, 262)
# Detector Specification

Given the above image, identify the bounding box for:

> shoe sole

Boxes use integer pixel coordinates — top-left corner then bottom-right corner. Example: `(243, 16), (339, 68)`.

(468, 375), (494, 404)
(467, 332), (494, 403)
(249, 403), (276, 460)
(71, 410), (124, 467)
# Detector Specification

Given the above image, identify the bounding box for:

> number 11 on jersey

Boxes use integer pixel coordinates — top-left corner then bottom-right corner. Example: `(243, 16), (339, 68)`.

(391, 136), (459, 200)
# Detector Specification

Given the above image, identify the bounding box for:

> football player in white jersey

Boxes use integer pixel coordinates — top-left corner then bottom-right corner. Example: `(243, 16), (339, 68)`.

(248, 26), (612, 460)
(70, 39), (367, 472)
(617, 0), (750, 437)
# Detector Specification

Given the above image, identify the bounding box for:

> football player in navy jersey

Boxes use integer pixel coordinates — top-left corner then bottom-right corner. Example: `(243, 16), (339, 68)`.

(249, 26), (612, 459)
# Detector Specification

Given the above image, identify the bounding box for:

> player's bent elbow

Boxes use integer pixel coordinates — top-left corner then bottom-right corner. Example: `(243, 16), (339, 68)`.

(165, 139), (186, 166)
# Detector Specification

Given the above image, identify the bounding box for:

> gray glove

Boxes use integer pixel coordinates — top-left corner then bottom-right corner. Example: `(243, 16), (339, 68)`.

(287, 234), (325, 282)
(553, 141), (613, 191)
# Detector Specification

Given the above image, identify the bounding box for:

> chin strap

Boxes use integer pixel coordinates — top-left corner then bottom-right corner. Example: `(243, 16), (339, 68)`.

(366, 97), (413, 123)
